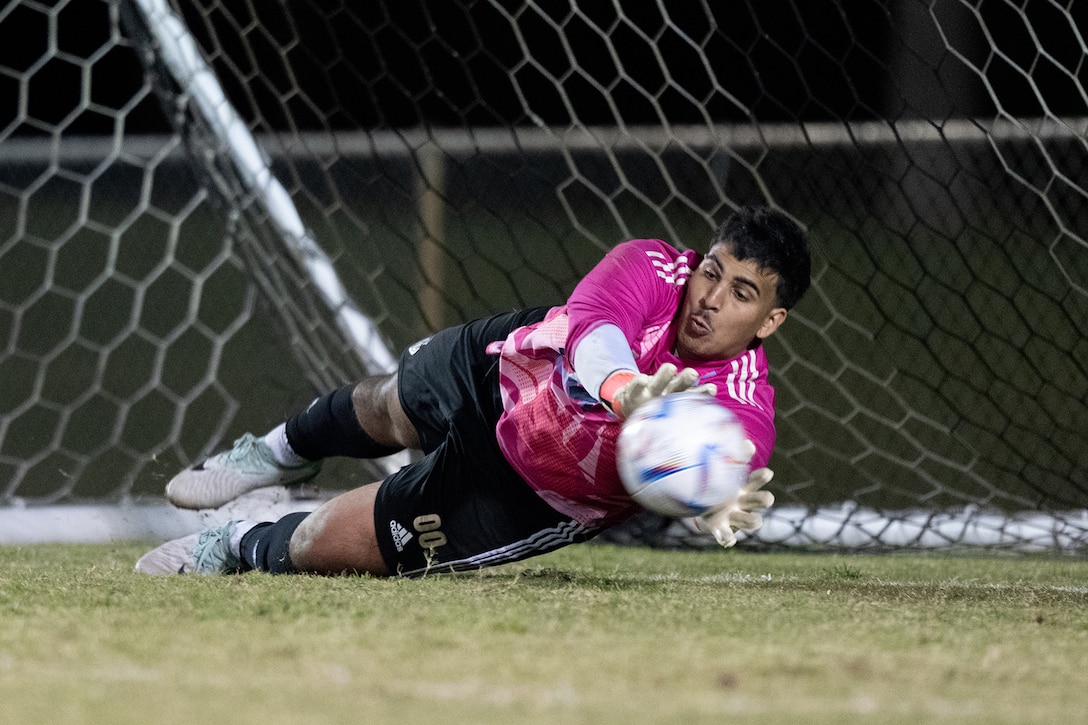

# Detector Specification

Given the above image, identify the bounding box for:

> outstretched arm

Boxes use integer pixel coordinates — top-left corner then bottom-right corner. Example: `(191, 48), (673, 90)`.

(572, 323), (715, 417)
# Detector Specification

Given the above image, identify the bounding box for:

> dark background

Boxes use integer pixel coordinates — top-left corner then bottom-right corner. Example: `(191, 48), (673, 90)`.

(2, 0), (1086, 524)
(3, 0), (1085, 138)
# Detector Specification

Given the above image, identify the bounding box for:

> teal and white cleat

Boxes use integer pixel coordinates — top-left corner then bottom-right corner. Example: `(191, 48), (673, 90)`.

(135, 521), (244, 575)
(166, 433), (322, 510)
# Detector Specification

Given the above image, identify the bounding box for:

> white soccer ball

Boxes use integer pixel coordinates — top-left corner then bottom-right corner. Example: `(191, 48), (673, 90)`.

(616, 391), (751, 518)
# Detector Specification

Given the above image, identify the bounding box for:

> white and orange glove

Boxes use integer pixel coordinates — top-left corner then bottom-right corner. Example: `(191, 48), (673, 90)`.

(601, 363), (717, 419)
(692, 445), (775, 548)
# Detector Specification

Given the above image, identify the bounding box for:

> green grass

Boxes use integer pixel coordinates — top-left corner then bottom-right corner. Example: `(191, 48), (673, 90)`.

(2, 543), (1087, 724)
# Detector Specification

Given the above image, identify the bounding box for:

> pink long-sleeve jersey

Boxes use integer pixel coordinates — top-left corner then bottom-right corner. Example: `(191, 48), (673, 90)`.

(492, 238), (777, 528)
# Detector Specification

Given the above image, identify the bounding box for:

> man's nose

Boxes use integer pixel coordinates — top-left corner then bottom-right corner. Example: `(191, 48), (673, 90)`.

(700, 284), (725, 310)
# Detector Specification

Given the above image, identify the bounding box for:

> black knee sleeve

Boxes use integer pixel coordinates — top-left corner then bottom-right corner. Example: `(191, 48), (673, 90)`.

(285, 383), (402, 460)
(239, 512), (310, 574)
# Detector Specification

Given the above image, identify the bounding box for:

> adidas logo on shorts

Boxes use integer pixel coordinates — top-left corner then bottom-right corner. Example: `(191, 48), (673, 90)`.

(389, 520), (414, 552)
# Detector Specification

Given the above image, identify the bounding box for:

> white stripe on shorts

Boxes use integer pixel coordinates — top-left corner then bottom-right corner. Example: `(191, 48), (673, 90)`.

(396, 519), (589, 577)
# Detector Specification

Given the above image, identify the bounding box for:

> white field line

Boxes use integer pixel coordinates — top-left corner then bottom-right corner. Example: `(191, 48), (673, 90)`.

(634, 571), (1088, 595)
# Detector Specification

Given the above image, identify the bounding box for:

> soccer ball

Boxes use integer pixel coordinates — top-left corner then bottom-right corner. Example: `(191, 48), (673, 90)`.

(616, 392), (751, 518)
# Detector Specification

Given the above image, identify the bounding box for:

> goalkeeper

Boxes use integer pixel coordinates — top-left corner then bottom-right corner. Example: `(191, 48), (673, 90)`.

(137, 205), (811, 576)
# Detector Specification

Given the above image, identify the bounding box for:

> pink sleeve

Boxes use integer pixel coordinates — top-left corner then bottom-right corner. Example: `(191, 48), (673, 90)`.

(727, 402), (776, 470)
(566, 239), (679, 362)
(714, 347), (777, 469)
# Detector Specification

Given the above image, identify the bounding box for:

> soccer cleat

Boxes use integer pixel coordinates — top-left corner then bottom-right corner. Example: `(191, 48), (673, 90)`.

(134, 521), (244, 575)
(165, 432), (322, 510)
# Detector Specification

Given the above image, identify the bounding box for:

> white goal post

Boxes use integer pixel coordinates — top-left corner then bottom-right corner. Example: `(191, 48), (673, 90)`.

(1, 0), (1086, 551)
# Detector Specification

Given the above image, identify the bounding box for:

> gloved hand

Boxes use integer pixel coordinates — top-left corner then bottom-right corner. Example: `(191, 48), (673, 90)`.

(693, 455), (775, 549)
(605, 363), (717, 419)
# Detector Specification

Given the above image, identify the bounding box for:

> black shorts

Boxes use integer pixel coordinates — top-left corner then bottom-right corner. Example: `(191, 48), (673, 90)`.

(373, 307), (596, 576)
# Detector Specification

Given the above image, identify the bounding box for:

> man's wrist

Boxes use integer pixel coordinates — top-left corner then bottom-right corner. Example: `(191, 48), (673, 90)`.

(600, 370), (637, 412)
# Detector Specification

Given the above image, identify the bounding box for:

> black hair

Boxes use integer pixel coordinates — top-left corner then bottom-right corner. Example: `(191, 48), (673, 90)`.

(709, 206), (812, 310)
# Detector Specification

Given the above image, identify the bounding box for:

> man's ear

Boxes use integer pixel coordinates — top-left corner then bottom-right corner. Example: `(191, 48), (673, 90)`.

(756, 308), (788, 340)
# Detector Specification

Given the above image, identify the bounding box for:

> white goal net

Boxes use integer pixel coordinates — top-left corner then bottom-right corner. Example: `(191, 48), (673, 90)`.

(2, 0), (1086, 551)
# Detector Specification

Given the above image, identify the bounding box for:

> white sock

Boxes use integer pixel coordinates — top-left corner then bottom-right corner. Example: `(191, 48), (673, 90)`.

(227, 520), (259, 557)
(262, 424), (309, 468)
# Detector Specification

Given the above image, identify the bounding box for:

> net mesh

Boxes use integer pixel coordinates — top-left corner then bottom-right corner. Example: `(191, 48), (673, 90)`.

(2, 0), (1086, 550)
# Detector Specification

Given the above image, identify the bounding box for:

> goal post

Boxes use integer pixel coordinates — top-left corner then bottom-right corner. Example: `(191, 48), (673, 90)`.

(1, 0), (1086, 551)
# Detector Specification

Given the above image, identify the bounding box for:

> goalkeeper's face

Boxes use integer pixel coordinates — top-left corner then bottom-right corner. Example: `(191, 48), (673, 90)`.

(673, 243), (788, 362)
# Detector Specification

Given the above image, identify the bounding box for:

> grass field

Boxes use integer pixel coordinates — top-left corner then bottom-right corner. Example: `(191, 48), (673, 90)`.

(2, 542), (1087, 724)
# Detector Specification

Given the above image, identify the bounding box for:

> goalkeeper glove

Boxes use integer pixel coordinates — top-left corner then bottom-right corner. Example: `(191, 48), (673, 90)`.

(692, 444), (775, 548)
(601, 363), (717, 419)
